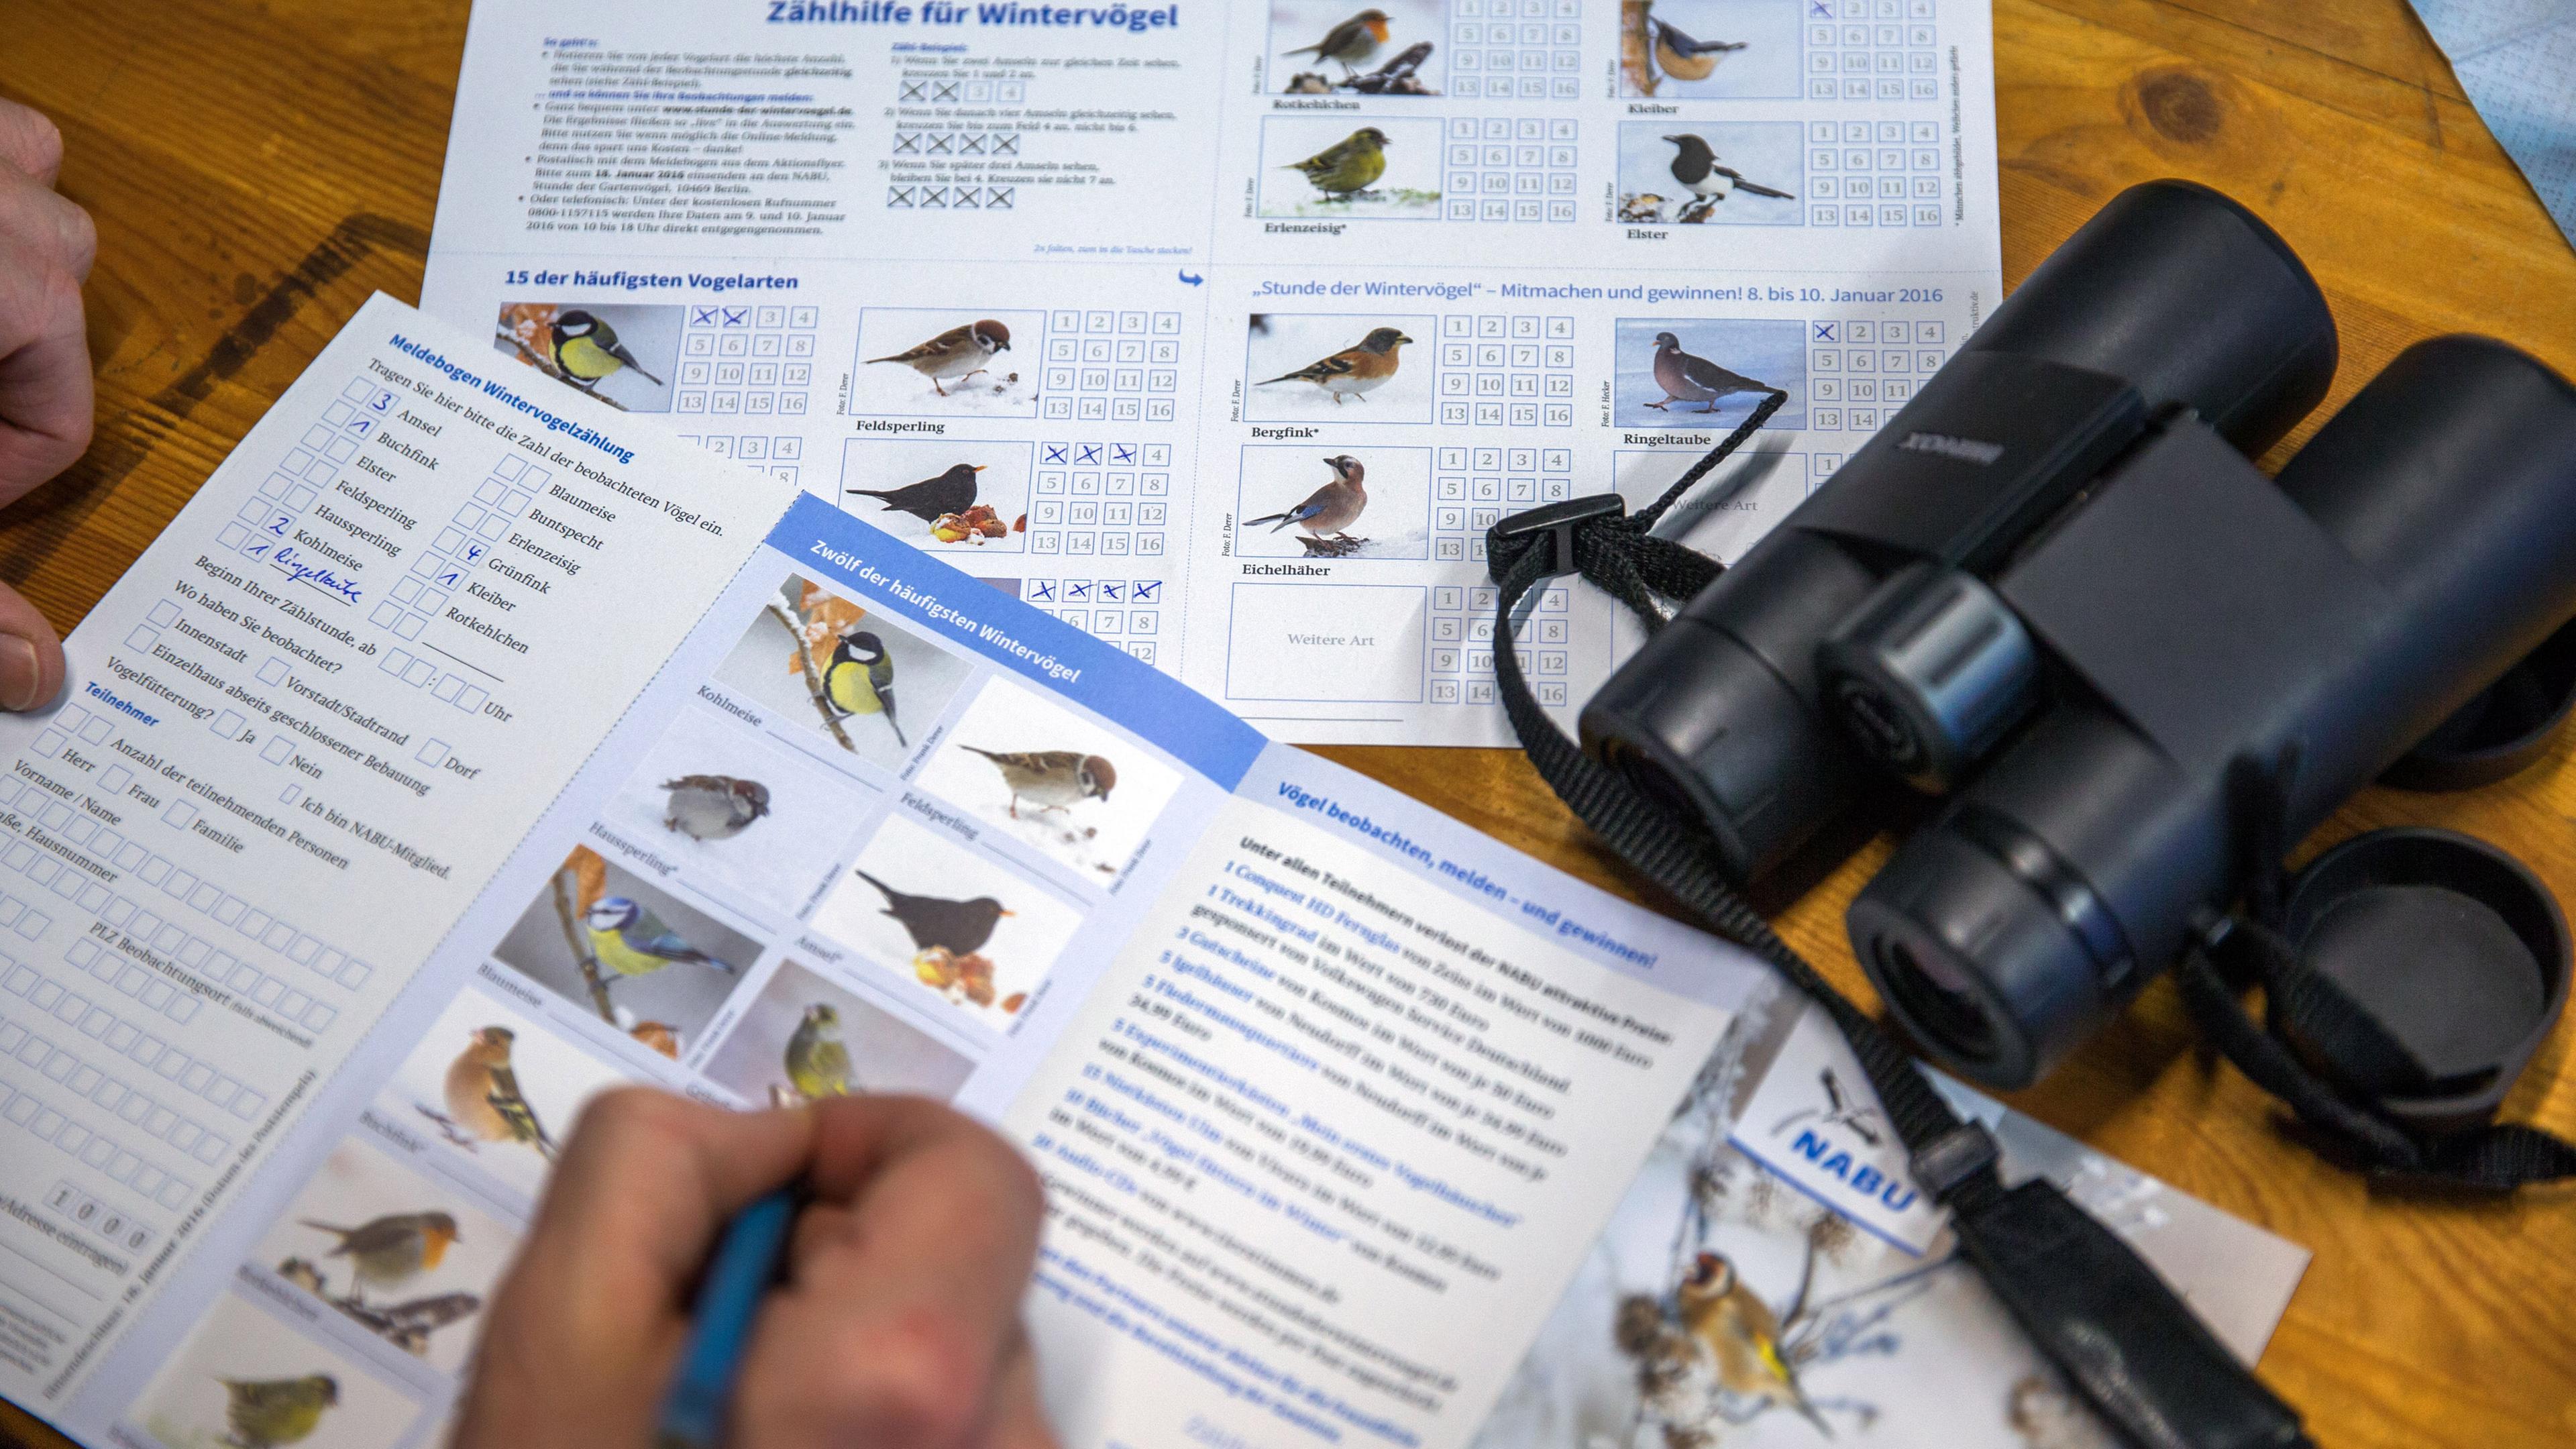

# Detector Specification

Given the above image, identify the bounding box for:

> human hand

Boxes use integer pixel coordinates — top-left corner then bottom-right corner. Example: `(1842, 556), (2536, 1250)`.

(0, 97), (93, 710)
(453, 1088), (1057, 1449)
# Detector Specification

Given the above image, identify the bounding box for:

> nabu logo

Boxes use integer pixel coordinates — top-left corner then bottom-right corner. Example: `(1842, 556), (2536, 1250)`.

(1769, 1068), (1917, 1214)
(1897, 431), (2006, 466)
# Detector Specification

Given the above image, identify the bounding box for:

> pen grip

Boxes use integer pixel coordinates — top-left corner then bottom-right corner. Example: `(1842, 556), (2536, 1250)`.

(656, 1187), (800, 1449)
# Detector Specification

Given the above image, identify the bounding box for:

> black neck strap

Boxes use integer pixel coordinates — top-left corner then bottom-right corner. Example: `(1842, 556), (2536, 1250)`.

(1483, 401), (2310, 1449)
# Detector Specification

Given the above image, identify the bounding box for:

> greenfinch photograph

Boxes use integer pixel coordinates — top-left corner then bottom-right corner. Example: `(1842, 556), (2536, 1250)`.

(491, 843), (761, 1045)
(708, 574), (974, 773)
(1258, 115), (1441, 219)
(493, 301), (680, 412)
(134, 1293), (415, 1449)
(253, 1138), (520, 1373)
(699, 959), (975, 1108)
(600, 704), (870, 920)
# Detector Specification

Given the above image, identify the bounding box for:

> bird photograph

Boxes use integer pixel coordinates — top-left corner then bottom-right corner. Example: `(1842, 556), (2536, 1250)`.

(1279, 7), (1390, 78)
(1263, 118), (1438, 217)
(490, 845), (762, 1043)
(1615, 122), (1802, 225)
(1614, 317), (1804, 429)
(1244, 453), (1372, 555)
(1236, 447), (1428, 558)
(256, 1138), (517, 1372)
(710, 575), (974, 771)
(853, 868), (1014, 957)
(216, 1375), (340, 1449)
(1652, 17), (1748, 83)
(1254, 325), (1414, 407)
(700, 959), (976, 1106)
(860, 314), (1020, 407)
(294, 1212), (460, 1307)
(840, 440), (1032, 548)
(493, 302), (678, 411)
(959, 745), (1118, 820)
(661, 773), (771, 842)
(1273, 1), (1444, 94)
(138, 1295), (419, 1449)
(1619, 1), (1801, 98)
(913, 677), (1181, 877)
(846, 461), (1009, 547)
(824, 624), (908, 749)
(422, 1024), (559, 1161)
(1663, 132), (1797, 220)
(386, 997), (633, 1199)
(584, 895), (739, 987)
(814, 818), (1083, 1017)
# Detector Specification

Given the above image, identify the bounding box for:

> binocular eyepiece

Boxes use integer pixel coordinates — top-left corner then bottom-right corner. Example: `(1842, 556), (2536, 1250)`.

(1583, 180), (2576, 1089)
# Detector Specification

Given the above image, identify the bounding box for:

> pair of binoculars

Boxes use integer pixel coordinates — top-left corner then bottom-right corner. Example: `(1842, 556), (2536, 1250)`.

(1585, 180), (2576, 1090)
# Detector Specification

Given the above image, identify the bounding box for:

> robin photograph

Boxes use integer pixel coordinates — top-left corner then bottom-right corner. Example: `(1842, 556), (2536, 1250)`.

(912, 675), (1183, 878)
(1244, 315), (1432, 421)
(1269, 0), (1446, 95)
(851, 307), (1041, 416)
(1613, 317), (1806, 430)
(810, 816), (1085, 1019)
(698, 959), (975, 1106)
(1259, 116), (1442, 219)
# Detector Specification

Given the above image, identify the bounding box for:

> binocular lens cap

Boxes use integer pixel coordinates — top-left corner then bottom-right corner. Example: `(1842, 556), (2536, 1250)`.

(2280, 828), (2570, 1132)
(2385, 617), (2576, 791)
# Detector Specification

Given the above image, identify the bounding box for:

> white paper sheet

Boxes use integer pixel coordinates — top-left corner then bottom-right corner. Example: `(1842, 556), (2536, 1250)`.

(417, 0), (2003, 744)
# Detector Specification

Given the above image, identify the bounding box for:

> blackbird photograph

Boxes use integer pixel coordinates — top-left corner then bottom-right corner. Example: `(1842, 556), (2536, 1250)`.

(808, 815), (1085, 1022)
(835, 437), (1032, 552)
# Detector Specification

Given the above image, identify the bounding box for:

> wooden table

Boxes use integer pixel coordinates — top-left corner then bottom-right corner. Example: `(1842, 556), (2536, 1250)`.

(5, 1), (2574, 1444)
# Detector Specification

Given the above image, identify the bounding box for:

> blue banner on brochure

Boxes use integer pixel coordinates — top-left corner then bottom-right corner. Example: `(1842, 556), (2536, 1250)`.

(770, 493), (1267, 787)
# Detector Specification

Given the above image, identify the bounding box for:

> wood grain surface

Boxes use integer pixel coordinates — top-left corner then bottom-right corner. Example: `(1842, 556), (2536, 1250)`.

(5, 1), (2575, 1444)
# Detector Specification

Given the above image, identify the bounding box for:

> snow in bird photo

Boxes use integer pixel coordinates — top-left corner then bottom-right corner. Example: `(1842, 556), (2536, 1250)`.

(808, 815), (1087, 1026)
(1266, 0), (1448, 95)
(1242, 312), (1436, 424)
(374, 989), (640, 1205)
(598, 702), (870, 921)
(132, 1291), (417, 1449)
(1234, 443), (1430, 559)
(912, 674), (1183, 881)
(837, 436), (1034, 551)
(1613, 317), (1808, 430)
(1257, 114), (1444, 219)
(849, 307), (1043, 417)
(1616, 119), (1805, 226)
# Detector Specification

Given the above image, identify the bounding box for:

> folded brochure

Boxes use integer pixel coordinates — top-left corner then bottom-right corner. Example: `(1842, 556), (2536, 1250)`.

(0, 299), (2302, 1449)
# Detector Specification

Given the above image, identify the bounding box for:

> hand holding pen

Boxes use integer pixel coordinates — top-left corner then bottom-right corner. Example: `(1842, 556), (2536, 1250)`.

(452, 1089), (1057, 1449)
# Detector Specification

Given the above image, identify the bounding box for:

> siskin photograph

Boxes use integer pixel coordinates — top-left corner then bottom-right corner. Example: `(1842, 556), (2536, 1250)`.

(490, 844), (762, 1052)
(1242, 313), (1434, 423)
(598, 702), (873, 921)
(1267, 0), (1446, 96)
(1256, 115), (1444, 220)
(808, 815), (1087, 1024)
(251, 1137), (520, 1376)
(1615, 445), (1813, 568)
(492, 301), (680, 413)
(1613, 318), (1807, 431)
(1617, 0), (1805, 100)
(700, 957), (979, 1106)
(1234, 445), (1430, 559)
(131, 1291), (419, 1449)
(851, 308), (1042, 417)
(1616, 121), (1805, 227)
(708, 574), (975, 773)
(910, 675), (1182, 881)
(376, 988), (643, 1204)
(837, 436), (1034, 552)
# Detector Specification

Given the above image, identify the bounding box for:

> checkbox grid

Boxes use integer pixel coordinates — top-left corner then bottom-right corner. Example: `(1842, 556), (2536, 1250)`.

(1024, 578), (1163, 666)
(1437, 315), (1575, 427)
(1425, 584), (1568, 707)
(42, 1178), (157, 1255)
(1030, 440), (1169, 558)
(215, 377), (386, 566)
(1807, 317), (1948, 438)
(372, 459), (526, 712)
(1444, 117), (1578, 222)
(1434, 447), (1573, 563)
(680, 433), (803, 486)
(1807, 0), (1941, 103)
(1040, 311), (1182, 423)
(1448, 0), (1580, 100)
(676, 304), (816, 419)
(1806, 119), (1946, 227)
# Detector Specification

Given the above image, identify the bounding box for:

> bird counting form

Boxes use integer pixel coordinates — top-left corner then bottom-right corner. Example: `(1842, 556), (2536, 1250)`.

(1282, 127), (1391, 200)
(864, 319), (1012, 396)
(1256, 327), (1413, 405)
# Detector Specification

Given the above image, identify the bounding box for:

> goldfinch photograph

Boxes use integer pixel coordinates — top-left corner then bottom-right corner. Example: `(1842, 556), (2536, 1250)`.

(1242, 313), (1434, 423)
(707, 574), (975, 772)
(912, 675), (1183, 879)
(809, 815), (1087, 1022)
(1613, 317), (1807, 431)
(835, 436), (1034, 551)
(492, 843), (761, 1044)
(252, 1138), (519, 1373)
(376, 990), (639, 1202)
(1258, 115), (1442, 219)
(1616, 0), (1803, 100)
(134, 1292), (417, 1449)
(493, 301), (680, 412)
(1268, 0), (1446, 95)
(600, 703), (872, 919)
(851, 306), (1043, 417)
(700, 957), (976, 1108)
(1615, 120), (1805, 226)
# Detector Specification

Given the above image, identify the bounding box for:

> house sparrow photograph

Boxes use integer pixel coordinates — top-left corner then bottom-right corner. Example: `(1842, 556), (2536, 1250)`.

(1260, 117), (1440, 218)
(959, 746), (1117, 820)
(699, 959), (975, 1106)
(661, 773), (771, 841)
(854, 310), (1040, 416)
(1614, 317), (1806, 430)
(912, 677), (1183, 879)
(812, 817), (1086, 1018)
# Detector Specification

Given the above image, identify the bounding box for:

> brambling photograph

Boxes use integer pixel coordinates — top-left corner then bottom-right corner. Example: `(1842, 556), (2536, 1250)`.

(131, 1291), (418, 1449)
(1617, 121), (1803, 225)
(491, 843), (762, 1048)
(598, 702), (873, 920)
(1617, 0), (1804, 99)
(914, 675), (1183, 880)
(810, 816), (1086, 1024)
(700, 958), (978, 1107)
(492, 302), (680, 413)
(1243, 313), (1433, 423)
(1269, 0), (1446, 95)
(851, 307), (1043, 416)
(1616, 444), (1810, 567)
(706, 574), (974, 773)
(837, 436), (1034, 551)
(252, 1138), (519, 1375)
(1258, 115), (1443, 219)
(1234, 445), (1430, 559)
(378, 991), (641, 1204)
(1613, 317), (1807, 429)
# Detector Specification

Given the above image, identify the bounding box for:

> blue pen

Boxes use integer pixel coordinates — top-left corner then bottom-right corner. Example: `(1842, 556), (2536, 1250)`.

(655, 1187), (800, 1449)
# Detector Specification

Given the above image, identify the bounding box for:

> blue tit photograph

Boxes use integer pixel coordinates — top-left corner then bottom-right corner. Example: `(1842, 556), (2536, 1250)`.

(1617, 121), (1804, 227)
(1243, 313), (1434, 423)
(1267, 0), (1446, 96)
(1617, 0), (1806, 100)
(490, 843), (763, 1047)
(1613, 317), (1807, 431)
(851, 309), (1041, 418)
(1615, 445), (1813, 567)
(700, 958), (977, 1108)
(706, 574), (976, 775)
(1234, 445), (1430, 559)
(837, 437), (1033, 553)
(1258, 115), (1445, 220)
(494, 301), (681, 413)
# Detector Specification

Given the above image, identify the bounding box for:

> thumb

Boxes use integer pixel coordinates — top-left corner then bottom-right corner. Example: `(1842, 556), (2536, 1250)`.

(0, 578), (64, 712)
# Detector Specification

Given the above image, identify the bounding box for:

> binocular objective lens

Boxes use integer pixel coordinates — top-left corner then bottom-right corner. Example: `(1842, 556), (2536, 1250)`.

(1872, 934), (2001, 1063)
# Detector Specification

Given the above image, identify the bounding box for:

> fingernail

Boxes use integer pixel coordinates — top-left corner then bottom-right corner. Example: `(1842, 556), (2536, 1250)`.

(0, 635), (43, 711)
